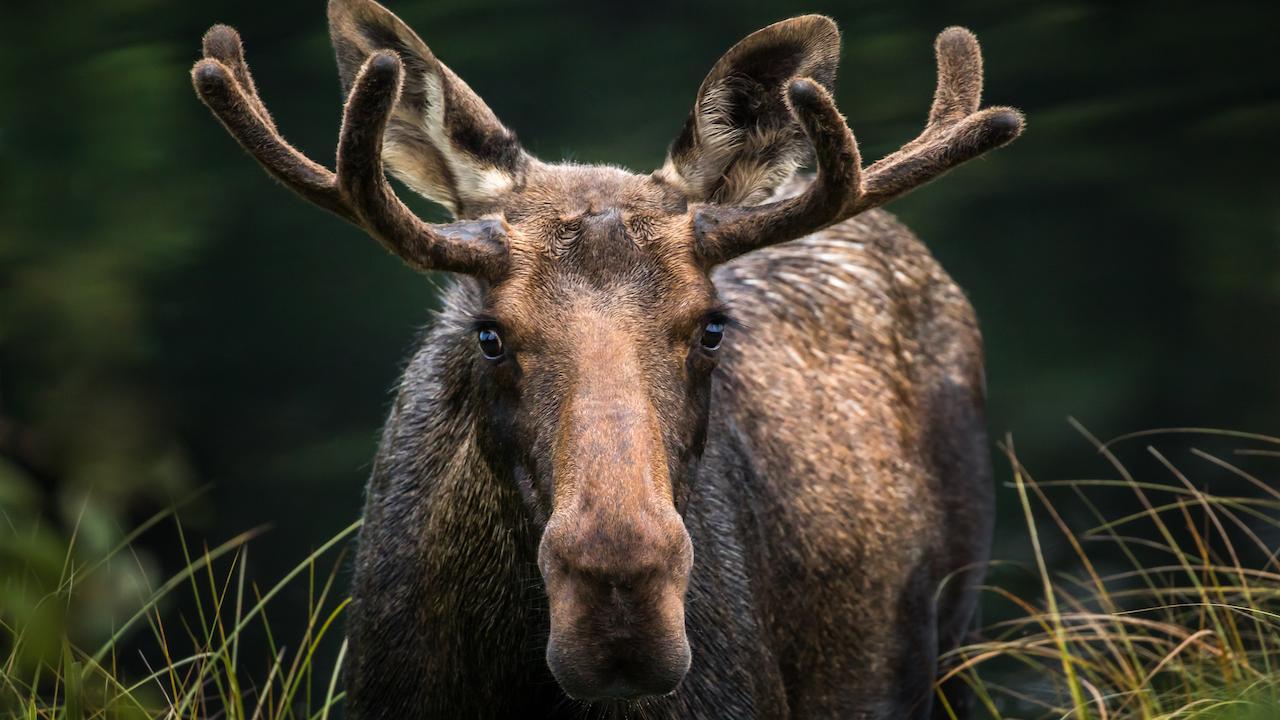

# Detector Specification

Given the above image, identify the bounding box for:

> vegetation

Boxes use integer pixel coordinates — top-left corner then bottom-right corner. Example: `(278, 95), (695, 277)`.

(941, 425), (1280, 719)
(2, 0), (1277, 717)
(3, 427), (1278, 718)
(1, 489), (359, 720)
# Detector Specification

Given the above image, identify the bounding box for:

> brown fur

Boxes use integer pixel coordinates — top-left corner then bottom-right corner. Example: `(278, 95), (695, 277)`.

(190, 1), (1022, 717)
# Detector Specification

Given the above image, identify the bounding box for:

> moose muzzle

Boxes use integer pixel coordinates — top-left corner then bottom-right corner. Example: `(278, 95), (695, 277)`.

(538, 354), (694, 700)
(540, 509), (693, 700)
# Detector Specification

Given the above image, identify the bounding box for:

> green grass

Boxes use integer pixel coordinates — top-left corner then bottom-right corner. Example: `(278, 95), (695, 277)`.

(0, 492), (359, 720)
(4, 425), (1279, 719)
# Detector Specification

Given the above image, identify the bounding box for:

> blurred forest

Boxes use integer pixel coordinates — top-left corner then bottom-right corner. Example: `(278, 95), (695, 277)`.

(1, 0), (1278, 705)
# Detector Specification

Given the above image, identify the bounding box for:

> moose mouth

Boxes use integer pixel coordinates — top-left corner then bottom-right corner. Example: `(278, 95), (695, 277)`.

(546, 628), (692, 701)
(539, 505), (695, 701)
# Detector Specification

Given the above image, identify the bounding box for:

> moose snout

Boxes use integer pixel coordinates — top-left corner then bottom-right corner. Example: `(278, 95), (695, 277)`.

(539, 509), (694, 700)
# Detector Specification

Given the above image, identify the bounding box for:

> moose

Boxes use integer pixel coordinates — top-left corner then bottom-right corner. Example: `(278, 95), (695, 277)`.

(192, 0), (1022, 717)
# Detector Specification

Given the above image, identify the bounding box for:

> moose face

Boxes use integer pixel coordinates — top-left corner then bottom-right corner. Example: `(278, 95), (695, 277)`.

(192, 0), (1020, 702)
(475, 167), (716, 698)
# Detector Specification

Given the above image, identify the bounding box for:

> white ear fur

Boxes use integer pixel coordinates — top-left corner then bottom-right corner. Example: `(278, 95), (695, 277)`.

(381, 69), (517, 214)
(656, 78), (805, 205)
(329, 0), (528, 217)
(657, 15), (841, 206)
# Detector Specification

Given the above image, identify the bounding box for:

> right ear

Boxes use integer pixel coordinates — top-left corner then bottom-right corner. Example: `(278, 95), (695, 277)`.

(655, 16), (841, 207)
(328, 0), (530, 217)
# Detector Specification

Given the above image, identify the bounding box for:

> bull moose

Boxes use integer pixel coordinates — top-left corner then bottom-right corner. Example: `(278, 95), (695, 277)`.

(191, 0), (1022, 716)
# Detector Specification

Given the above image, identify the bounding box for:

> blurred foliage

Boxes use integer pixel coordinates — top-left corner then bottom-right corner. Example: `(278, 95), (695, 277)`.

(1, 0), (1278, 701)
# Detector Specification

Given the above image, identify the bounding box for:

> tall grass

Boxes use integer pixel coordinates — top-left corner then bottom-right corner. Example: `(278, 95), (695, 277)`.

(4, 426), (1279, 718)
(0, 497), (359, 720)
(942, 424), (1280, 719)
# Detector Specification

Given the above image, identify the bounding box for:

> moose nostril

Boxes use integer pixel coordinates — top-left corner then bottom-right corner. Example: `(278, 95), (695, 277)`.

(538, 509), (694, 602)
(540, 519), (694, 702)
(560, 555), (671, 596)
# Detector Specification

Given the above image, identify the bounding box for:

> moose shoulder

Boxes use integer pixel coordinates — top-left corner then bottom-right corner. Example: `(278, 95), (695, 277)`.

(191, 0), (1022, 717)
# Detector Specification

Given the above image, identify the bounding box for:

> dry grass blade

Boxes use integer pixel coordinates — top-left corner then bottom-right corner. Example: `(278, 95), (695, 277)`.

(8, 426), (1279, 718)
(942, 424), (1280, 718)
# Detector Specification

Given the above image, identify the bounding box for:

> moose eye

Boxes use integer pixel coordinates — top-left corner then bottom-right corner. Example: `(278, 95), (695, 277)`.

(700, 321), (725, 351)
(477, 327), (505, 360)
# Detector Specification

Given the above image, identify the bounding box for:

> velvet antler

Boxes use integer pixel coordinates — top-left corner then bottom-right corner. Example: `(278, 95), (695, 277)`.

(191, 25), (507, 277)
(693, 27), (1023, 267)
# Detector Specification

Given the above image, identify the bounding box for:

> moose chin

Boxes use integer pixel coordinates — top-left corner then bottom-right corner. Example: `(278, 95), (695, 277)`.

(191, 0), (1022, 716)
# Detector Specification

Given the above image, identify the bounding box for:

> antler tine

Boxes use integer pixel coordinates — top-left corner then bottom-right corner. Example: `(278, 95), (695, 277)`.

(927, 27), (985, 131)
(334, 52), (509, 276)
(853, 27), (1022, 212)
(693, 78), (862, 267)
(191, 35), (353, 222)
(693, 26), (1022, 267)
(191, 26), (507, 277)
(201, 25), (278, 134)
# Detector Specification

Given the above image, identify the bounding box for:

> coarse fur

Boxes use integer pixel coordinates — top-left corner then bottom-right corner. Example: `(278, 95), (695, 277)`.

(354, 193), (994, 719)
(191, 1), (1022, 717)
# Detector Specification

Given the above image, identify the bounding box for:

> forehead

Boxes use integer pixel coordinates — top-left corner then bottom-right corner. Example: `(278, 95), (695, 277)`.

(504, 164), (688, 222)
(488, 164), (714, 323)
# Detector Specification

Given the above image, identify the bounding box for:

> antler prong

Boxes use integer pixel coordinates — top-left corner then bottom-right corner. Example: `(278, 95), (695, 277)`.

(331, 52), (508, 275)
(336, 52), (406, 226)
(928, 26), (984, 128)
(201, 25), (278, 133)
(191, 55), (351, 220)
(694, 26), (1023, 267)
(788, 79), (864, 214)
(854, 26), (1022, 210)
(191, 26), (507, 277)
(858, 105), (1022, 211)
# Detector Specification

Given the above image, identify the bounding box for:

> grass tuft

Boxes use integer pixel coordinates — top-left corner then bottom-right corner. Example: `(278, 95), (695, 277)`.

(941, 424), (1280, 718)
(0, 495), (359, 720)
(4, 425), (1279, 718)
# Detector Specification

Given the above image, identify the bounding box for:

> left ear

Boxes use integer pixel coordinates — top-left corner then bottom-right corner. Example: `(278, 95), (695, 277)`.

(655, 16), (841, 206)
(328, 0), (530, 217)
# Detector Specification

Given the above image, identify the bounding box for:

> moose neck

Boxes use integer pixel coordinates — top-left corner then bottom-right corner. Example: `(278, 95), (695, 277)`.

(351, 277), (554, 714)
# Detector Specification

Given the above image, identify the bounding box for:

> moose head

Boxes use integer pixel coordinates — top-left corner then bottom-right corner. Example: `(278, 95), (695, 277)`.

(192, 0), (1020, 701)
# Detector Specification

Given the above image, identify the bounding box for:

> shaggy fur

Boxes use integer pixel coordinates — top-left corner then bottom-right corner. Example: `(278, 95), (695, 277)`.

(190, 1), (1023, 717)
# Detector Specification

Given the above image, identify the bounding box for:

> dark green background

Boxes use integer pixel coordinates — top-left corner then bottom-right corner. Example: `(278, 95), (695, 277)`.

(2, 0), (1277, 703)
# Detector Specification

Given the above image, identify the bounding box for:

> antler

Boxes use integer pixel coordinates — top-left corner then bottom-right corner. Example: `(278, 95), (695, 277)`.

(191, 25), (507, 277)
(693, 27), (1023, 267)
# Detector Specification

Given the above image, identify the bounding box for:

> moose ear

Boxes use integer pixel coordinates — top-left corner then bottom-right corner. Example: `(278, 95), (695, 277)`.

(656, 16), (841, 206)
(328, 0), (529, 217)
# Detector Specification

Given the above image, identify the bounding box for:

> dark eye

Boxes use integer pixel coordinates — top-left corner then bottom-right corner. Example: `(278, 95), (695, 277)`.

(700, 321), (725, 351)
(478, 327), (504, 360)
